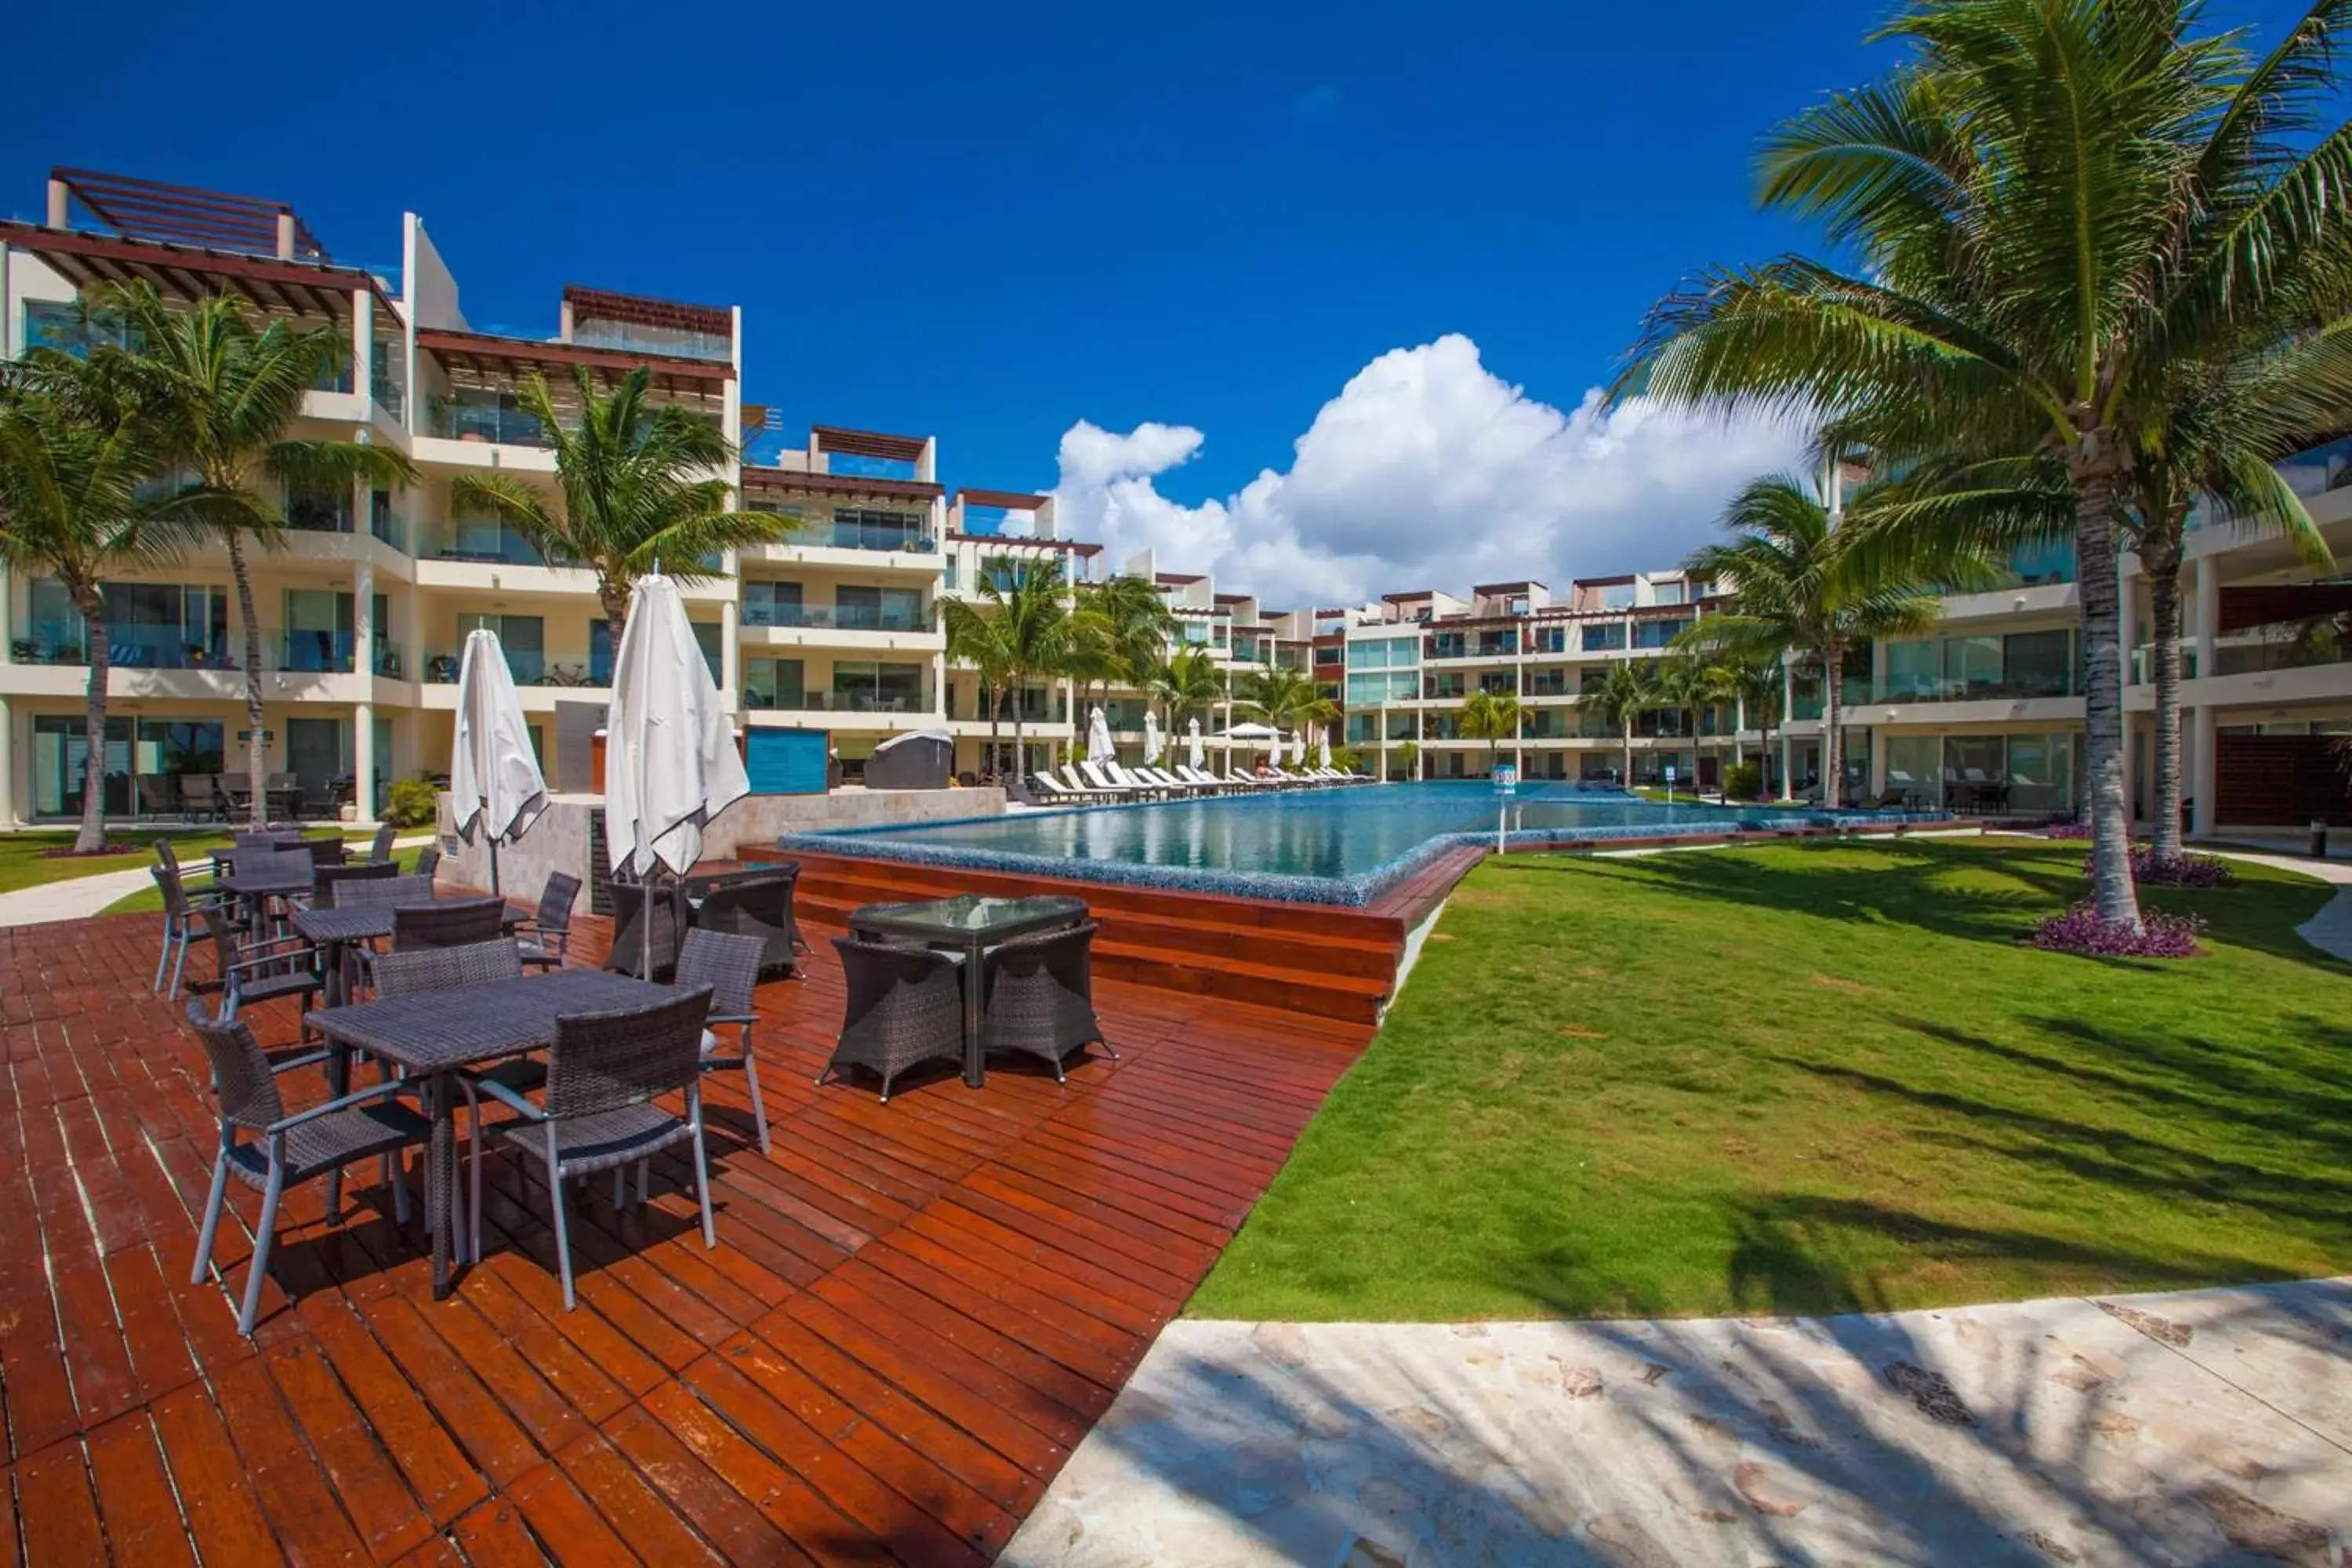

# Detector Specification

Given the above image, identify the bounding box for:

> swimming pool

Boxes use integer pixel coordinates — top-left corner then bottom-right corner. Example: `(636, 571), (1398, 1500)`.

(781, 782), (1942, 906)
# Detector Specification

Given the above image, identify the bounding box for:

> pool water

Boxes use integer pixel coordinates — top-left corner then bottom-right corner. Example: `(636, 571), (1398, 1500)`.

(785, 782), (1925, 906)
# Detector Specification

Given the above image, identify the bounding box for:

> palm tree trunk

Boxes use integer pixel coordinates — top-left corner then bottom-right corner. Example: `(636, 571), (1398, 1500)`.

(1733, 695), (1746, 767)
(985, 680), (1002, 775)
(1011, 668), (1027, 782)
(1822, 641), (1845, 808)
(2146, 542), (2186, 861)
(1621, 719), (1633, 788)
(2072, 464), (2143, 927)
(71, 580), (111, 853)
(601, 582), (630, 662)
(227, 531), (267, 827)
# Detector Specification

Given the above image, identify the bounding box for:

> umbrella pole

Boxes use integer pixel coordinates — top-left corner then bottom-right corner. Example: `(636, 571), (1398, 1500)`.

(489, 840), (501, 898)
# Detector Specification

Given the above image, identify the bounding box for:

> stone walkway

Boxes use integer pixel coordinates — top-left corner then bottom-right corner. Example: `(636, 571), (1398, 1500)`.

(1004, 1279), (2352, 1566)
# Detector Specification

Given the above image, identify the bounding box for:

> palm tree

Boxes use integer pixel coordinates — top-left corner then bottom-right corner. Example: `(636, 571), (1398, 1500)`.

(1151, 645), (1227, 731)
(1676, 474), (1961, 805)
(1726, 655), (1787, 780)
(940, 557), (1080, 779)
(1623, 0), (2352, 925)
(1233, 665), (1341, 760)
(1457, 688), (1524, 776)
(943, 601), (1014, 775)
(1389, 739), (1421, 782)
(0, 360), (204, 850)
(93, 285), (415, 824)
(1075, 574), (1181, 695)
(450, 367), (785, 648)
(1585, 662), (1655, 788)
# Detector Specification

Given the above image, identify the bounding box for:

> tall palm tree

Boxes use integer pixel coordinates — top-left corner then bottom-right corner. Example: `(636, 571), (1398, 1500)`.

(1151, 645), (1228, 731)
(94, 285), (415, 824)
(1624, 0), (2352, 924)
(0, 360), (205, 850)
(1232, 665), (1341, 754)
(451, 367), (784, 648)
(1076, 574), (1181, 690)
(1675, 474), (1962, 805)
(943, 601), (1014, 775)
(1458, 688), (1524, 775)
(1585, 662), (1656, 788)
(939, 557), (1080, 779)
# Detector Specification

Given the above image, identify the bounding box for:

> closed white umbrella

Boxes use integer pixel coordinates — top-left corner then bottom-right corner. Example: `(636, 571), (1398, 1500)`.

(1142, 710), (1163, 766)
(604, 574), (749, 894)
(1186, 717), (1205, 771)
(1319, 731), (1333, 771)
(1087, 705), (1114, 763)
(450, 626), (546, 895)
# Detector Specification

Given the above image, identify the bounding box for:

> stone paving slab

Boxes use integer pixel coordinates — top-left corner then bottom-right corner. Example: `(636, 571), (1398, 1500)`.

(1004, 1279), (2352, 1566)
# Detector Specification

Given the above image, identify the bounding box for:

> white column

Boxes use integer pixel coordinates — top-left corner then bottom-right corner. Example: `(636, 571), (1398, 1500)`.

(353, 702), (376, 822)
(1779, 660), (1796, 800)
(2191, 703), (2218, 839)
(352, 292), (373, 408)
(720, 597), (741, 699)
(2194, 555), (2220, 680)
(0, 695), (14, 827)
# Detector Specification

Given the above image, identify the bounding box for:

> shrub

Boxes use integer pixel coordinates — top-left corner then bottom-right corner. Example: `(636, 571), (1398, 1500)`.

(2127, 848), (2237, 888)
(1721, 760), (1764, 800)
(2045, 820), (2096, 840)
(384, 779), (439, 829)
(2028, 901), (2205, 958)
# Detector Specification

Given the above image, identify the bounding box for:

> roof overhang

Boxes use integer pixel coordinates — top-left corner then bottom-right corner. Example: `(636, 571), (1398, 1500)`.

(0, 220), (392, 321)
(743, 466), (941, 503)
(416, 328), (732, 394)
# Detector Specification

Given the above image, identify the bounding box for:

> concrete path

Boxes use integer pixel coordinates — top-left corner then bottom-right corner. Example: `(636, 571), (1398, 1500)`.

(1007, 1279), (2352, 1567)
(0, 833), (436, 929)
(2194, 848), (2352, 964)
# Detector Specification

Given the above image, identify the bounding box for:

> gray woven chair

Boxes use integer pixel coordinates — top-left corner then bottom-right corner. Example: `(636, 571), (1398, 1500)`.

(688, 866), (805, 978)
(198, 905), (322, 1027)
(314, 859), (400, 908)
(413, 844), (441, 880)
(821, 937), (967, 1103)
(375, 940), (532, 1265)
(183, 999), (431, 1334)
(366, 822), (397, 863)
(978, 921), (1117, 1083)
(303, 838), (350, 869)
(392, 897), (506, 952)
(234, 829), (305, 851)
(475, 987), (719, 1309)
(603, 878), (685, 980)
(677, 929), (769, 1153)
(334, 873), (437, 909)
(151, 857), (232, 999)
(515, 872), (582, 971)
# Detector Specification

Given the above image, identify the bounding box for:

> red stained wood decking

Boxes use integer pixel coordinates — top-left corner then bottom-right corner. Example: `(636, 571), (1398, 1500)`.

(0, 903), (1374, 1563)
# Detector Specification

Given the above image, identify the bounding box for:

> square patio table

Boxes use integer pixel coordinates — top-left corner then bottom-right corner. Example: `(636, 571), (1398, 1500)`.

(848, 894), (1088, 1088)
(291, 900), (528, 1008)
(307, 968), (676, 1299)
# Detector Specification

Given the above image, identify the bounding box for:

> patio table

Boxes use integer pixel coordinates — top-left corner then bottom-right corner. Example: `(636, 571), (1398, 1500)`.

(307, 968), (675, 1299)
(290, 900), (528, 1008)
(848, 894), (1088, 1087)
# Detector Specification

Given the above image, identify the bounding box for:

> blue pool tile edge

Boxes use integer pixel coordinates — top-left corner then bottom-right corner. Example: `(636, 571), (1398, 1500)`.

(775, 804), (1957, 909)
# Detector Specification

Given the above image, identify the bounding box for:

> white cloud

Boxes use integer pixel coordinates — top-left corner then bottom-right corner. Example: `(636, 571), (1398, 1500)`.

(1048, 334), (1802, 608)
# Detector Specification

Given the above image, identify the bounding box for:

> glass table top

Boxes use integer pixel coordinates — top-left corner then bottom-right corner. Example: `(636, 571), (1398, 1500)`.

(849, 893), (1087, 938)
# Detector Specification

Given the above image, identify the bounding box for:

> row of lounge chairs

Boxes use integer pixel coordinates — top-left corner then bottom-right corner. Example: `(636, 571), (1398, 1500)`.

(1028, 759), (1371, 804)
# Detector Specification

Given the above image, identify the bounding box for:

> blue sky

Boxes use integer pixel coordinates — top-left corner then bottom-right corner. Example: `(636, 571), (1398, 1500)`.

(5, 0), (2330, 601)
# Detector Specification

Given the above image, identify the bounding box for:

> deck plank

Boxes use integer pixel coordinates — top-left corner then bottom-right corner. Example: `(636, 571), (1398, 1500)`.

(0, 897), (1375, 1561)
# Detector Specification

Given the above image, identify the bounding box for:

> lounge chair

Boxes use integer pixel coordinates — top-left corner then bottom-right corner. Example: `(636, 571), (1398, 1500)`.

(1174, 765), (1229, 793)
(1145, 767), (1209, 795)
(1077, 762), (1147, 798)
(1055, 765), (1123, 800)
(1029, 774), (1096, 805)
(1104, 762), (1175, 798)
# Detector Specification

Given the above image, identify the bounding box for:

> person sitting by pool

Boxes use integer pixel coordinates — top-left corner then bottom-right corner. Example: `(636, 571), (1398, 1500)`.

(1253, 762), (1276, 779)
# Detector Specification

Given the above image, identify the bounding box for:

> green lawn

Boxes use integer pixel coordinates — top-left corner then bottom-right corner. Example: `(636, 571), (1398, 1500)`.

(0, 828), (286, 895)
(96, 842), (428, 916)
(1191, 837), (2352, 1322)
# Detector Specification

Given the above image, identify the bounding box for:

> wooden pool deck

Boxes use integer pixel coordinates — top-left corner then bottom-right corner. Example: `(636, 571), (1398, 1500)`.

(0, 903), (1374, 1565)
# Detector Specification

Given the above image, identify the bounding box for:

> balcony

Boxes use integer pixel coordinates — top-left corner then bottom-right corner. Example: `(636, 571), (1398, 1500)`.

(422, 647), (597, 688)
(11, 624), (403, 679)
(416, 519), (576, 568)
(1874, 632), (2080, 703)
(369, 492), (408, 554)
(426, 397), (551, 448)
(742, 602), (933, 633)
(947, 691), (1069, 724)
(744, 688), (935, 716)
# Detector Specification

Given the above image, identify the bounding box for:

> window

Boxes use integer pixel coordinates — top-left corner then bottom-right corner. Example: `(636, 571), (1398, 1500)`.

(1530, 625), (1566, 653)
(23, 299), (134, 357)
(1582, 622), (1626, 652)
(1632, 618), (1690, 648)
(1345, 670), (1417, 704)
(744, 580), (804, 627)
(280, 589), (384, 673)
(1428, 633), (1468, 659)
(834, 585), (927, 632)
(590, 621), (720, 684)
(1347, 636), (1417, 669)
(831, 660), (926, 713)
(25, 580), (231, 670)
(1653, 582), (1687, 606)
(745, 657), (806, 710)
(829, 507), (928, 552)
(455, 613), (545, 684)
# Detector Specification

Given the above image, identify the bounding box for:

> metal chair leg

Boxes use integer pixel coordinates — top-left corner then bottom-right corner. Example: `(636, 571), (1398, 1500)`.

(612, 1169), (626, 1210)
(238, 1165), (285, 1335)
(168, 927), (191, 1000)
(635, 1159), (649, 1208)
(740, 1027), (771, 1154)
(547, 1129), (575, 1310)
(191, 1129), (232, 1283)
(688, 1093), (717, 1249)
(154, 918), (172, 992)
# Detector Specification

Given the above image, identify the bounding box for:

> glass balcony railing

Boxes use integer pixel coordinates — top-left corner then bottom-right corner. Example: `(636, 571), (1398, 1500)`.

(427, 400), (552, 448)
(2207, 623), (2352, 677)
(742, 688), (935, 715)
(818, 520), (937, 554)
(423, 647), (590, 687)
(13, 624), (234, 670)
(371, 368), (404, 419)
(1874, 633), (2081, 702)
(370, 494), (408, 554)
(742, 602), (932, 633)
(2129, 643), (2202, 683)
(285, 492), (354, 535)
(947, 691), (1069, 723)
(417, 521), (576, 567)
(571, 322), (732, 363)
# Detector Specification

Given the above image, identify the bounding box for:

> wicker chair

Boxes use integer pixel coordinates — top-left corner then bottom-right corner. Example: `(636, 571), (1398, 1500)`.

(151, 855), (232, 999)
(515, 872), (582, 971)
(475, 987), (719, 1309)
(198, 906), (323, 1026)
(392, 897), (506, 952)
(604, 879), (686, 980)
(183, 1000), (431, 1334)
(978, 922), (1116, 1083)
(688, 866), (805, 978)
(375, 940), (532, 1265)
(677, 929), (770, 1153)
(365, 822), (397, 864)
(303, 838), (350, 869)
(233, 829), (304, 851)
(413, 844), (441, 880)
(821, 938), (967, 1103)
(333, 873), (437, 909)
(314, 859), (401, 908)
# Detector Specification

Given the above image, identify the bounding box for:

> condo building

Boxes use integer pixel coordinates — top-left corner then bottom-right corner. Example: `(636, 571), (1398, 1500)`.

(5, 168), (2350, 836)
